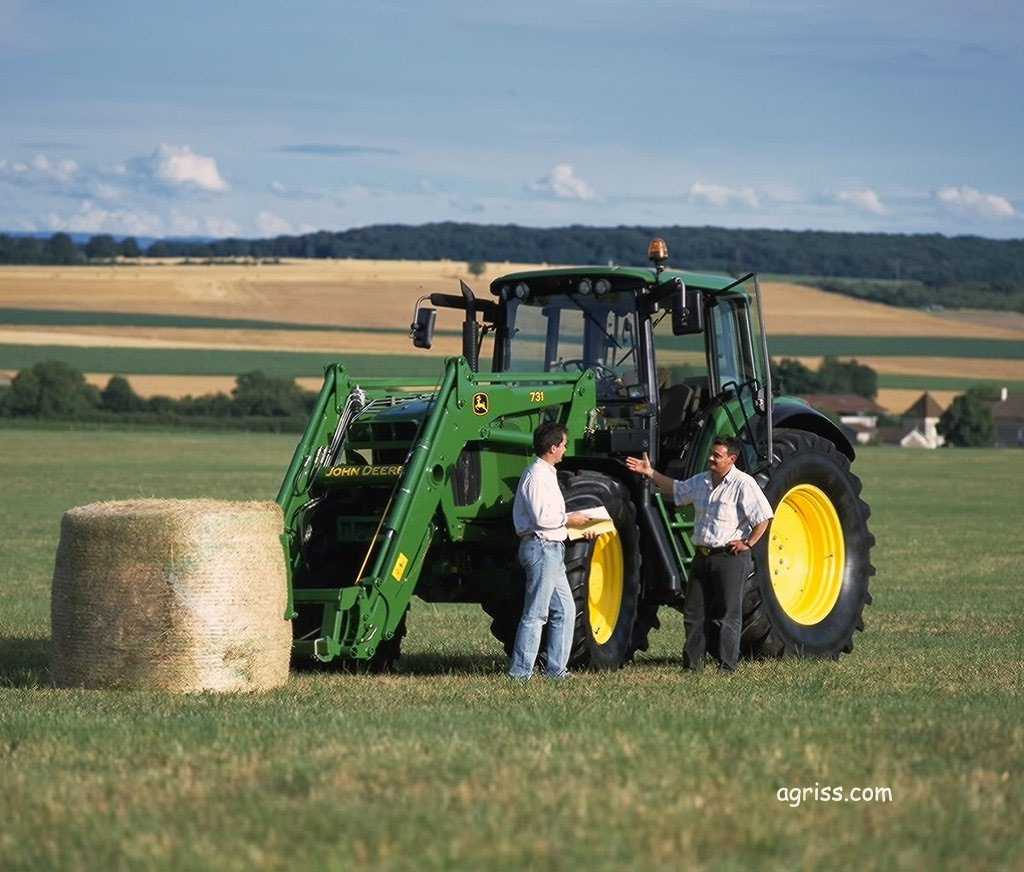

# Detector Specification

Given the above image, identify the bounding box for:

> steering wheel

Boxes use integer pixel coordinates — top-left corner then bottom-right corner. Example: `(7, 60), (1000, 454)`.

(558, 358), (619, 380)
(558, 359), (626, 396)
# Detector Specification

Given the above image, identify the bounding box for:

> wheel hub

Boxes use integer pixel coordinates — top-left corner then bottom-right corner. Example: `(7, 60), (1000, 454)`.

(768, 484), (845, 625)
(588, 531), (624, 644)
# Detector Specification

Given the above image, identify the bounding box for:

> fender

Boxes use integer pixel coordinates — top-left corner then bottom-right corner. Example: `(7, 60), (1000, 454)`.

(772, 397), (856, 460)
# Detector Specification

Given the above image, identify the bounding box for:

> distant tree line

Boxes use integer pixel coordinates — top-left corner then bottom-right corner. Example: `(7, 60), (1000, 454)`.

(2, 224), (1023, 310)
(938, 386), (997, 447)
(0, 233), (142, 265)
(772, 357), (878, 399)
(811, 277), (1024, 314)
(0, 361), (315, 432)
(0, 358), (1003, 445)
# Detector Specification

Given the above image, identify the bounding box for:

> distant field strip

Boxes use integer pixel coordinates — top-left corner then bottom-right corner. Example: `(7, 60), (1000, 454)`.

(764, 336), (1024, 360)
(873, 374), (1024, 390)
(3, 343), (1023, 393)
(0, 345), (441, 378)
(0, 307), (382, 332)
(1, 311), (1022, 359)
(0, 307), (469, 340)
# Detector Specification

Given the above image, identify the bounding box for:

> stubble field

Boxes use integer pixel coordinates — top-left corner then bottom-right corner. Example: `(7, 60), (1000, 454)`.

(0, 429), (1020, 870)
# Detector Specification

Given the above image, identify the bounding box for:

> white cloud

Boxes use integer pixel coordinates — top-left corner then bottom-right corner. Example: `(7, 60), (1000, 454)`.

(169, 212), (201, 236)
(132, 144), (228, 193)
(333, 184), (376, 208)
(0, 153), (79, 189)
(169, 212), (240, 237)
(836, 188), (886, 215)
(269, 180), (323, 201)
(935, 185), (1015, 219)
(529, 163), (596, 201)
(257, 210), (293, 236)
(759, 182), (805, 204)
(204, 216), (241, 237)
(46, 201), (163, 236)
(688, 181), (760, 209)
(27, 153), (78, 183)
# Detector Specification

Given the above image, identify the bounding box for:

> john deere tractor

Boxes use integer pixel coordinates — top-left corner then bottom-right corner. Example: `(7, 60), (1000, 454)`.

(276, 239), (874, 670)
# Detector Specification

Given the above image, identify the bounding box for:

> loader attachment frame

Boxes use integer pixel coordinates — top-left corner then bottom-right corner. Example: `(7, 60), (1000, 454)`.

(276, 356), (597, 662)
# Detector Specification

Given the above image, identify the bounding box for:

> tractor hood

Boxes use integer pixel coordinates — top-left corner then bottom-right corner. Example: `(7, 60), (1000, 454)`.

(344, 393), (437, 458)
(358, 395), (436, 423)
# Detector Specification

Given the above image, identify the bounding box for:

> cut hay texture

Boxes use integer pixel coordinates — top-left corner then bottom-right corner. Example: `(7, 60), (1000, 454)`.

(51, 499), (292, 693)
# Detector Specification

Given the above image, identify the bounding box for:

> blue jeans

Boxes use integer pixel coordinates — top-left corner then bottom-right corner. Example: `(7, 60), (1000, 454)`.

(508, 537), (576, 679)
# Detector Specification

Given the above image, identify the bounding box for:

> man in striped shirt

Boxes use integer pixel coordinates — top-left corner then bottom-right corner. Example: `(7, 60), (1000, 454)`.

(626, 436), (773, 672)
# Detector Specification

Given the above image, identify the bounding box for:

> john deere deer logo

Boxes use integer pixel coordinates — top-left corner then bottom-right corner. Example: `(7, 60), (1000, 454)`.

(472, 392), (489, 415)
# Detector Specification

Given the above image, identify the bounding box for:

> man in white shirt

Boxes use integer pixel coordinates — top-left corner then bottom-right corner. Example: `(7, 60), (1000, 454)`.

(626, 436), (773, 672)
(510, 422), (596, 680)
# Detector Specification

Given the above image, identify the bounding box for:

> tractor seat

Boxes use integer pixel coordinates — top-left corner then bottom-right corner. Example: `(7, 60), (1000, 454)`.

(659, 378), (706, 435)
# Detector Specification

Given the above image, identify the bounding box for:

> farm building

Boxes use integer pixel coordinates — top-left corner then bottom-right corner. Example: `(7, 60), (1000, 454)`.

(896, 392), (946, 449)
(988, 388), (1024, 447)
(798, 394), (886, 445)
(871, 391), (947, 449)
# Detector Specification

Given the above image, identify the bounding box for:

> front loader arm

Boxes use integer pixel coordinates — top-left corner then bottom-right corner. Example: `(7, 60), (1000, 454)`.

(282, 356), (597, 663)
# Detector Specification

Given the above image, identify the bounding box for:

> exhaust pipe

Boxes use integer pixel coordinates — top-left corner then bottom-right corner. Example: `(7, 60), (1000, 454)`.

(460, 280), (480, 371)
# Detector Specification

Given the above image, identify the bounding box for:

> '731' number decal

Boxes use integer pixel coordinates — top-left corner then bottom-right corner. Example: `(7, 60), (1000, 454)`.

(529, 391), (545, 403)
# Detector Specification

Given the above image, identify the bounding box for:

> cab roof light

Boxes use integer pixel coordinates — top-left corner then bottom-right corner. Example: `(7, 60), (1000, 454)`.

(648, 237), (669, 265)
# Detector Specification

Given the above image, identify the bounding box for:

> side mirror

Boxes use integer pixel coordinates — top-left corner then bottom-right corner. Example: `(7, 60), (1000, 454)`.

(410, 306), (437, 349)
(671, 283), (703, 335)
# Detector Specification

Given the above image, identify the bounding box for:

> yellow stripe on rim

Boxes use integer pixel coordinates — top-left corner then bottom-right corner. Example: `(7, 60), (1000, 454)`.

(588, 531), (624, 644)
(768, 484), (845, 625)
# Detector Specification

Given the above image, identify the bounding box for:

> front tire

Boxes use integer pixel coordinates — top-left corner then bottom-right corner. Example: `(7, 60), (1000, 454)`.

(482, 470), (644, 670)
(742, 428), (875, 658)
(561, 470), (643, 669)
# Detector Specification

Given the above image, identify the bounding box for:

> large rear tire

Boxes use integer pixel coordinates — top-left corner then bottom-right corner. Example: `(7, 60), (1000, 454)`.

(742, 428), (874, 658)
(482, 470), (644, 670)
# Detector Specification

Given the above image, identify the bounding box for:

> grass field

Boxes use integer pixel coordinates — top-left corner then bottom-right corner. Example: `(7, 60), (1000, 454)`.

(0, 430), (1020, 870)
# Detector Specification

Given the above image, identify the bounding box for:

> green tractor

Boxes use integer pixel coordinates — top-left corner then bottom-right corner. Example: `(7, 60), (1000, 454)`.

(276, 240), (874, 670)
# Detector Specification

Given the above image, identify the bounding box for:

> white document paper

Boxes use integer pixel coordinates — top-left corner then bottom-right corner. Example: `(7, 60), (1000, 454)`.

(567, 505), (616, 541)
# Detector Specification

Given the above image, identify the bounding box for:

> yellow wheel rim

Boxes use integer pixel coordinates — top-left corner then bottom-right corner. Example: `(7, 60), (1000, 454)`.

(588, 531), (624, 644)
(768, 484), (845, 625)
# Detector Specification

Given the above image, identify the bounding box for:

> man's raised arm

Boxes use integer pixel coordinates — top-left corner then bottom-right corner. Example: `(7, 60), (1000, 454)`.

(625, 453), (678, 500)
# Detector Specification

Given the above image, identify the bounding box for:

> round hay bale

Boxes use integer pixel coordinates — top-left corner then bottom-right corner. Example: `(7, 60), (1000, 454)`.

(51, 499), (291, 693)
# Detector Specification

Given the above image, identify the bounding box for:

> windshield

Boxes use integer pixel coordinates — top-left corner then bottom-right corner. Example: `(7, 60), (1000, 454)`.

(709, 284), (767, 398)
(504, 294), (640, 399)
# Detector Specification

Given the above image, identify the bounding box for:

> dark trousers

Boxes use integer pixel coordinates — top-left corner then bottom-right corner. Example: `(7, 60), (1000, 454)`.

(683, 551), (750, 671)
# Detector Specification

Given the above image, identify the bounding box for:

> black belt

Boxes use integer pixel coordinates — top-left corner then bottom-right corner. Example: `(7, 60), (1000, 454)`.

(695, 544), (734, 556)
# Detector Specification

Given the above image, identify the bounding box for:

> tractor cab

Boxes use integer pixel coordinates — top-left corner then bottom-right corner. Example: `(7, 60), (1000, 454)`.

(411, 238), (774, 475)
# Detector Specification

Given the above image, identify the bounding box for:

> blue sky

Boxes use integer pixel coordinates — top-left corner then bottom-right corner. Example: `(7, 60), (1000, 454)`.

(1, 0), (1021, 239)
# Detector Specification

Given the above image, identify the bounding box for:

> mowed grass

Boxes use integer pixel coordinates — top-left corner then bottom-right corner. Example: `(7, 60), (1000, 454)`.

(0, 431), (1021, 870)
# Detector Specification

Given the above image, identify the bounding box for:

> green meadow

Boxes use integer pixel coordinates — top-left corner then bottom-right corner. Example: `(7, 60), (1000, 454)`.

(0, 431), (1020, 870)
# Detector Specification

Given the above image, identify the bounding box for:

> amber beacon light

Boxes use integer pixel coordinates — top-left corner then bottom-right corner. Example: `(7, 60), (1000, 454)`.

(647, 237), (669, 265)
